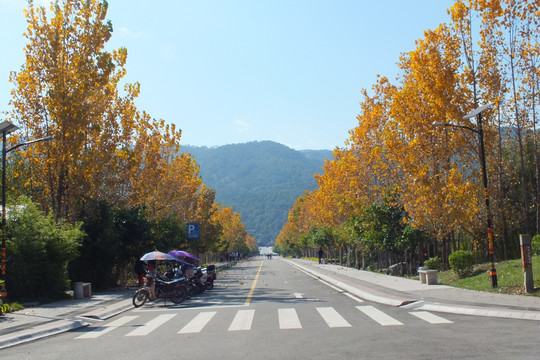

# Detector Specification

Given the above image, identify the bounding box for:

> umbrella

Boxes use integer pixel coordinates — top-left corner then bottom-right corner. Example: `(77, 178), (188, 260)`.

(168, 250), (201, 263)
(140, 250), (180, 262)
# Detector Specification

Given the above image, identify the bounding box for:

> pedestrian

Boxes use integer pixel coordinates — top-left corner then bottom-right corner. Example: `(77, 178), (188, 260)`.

(318, 247), (324, 264)
(134, 259), (146, 288)
(146, 260), (156, 300)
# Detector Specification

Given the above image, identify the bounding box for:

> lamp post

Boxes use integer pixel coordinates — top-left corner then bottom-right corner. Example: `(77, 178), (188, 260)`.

(0, 120), (53, 300)
(435, 102), (497, 288)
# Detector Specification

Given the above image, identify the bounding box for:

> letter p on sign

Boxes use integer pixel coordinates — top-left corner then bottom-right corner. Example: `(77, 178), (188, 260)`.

(187, 222), (200, 239)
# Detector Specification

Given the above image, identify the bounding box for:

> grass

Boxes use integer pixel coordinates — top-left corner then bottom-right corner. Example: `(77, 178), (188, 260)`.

(437, 255), (540, 296)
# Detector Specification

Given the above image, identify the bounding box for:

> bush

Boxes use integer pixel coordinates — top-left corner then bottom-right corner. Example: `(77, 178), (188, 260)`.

(423, 256), (442, 271)
(448, 250), (475, 278)
(366, 264), (378, 272)
(0, 302), (24, 315)
(7, 196), (84, 300)
(532, 235), (540, 256)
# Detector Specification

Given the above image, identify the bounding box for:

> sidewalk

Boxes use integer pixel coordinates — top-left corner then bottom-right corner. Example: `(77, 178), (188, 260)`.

(285, 258), (540, 321)
(0, 261), (233, 349)
(2, 257), (540, 350)
(0, 288), (134, 349)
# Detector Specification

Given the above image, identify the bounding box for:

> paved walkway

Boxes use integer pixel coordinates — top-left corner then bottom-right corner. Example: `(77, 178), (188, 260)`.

(285, 258), (540, 318)
(1, 257), (539, 349)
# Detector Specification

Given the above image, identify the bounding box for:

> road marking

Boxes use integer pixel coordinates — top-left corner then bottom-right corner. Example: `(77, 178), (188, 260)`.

(75, 316), (139, 339)
(317, 278), (344, 293)
(293, 293), (304, 298)
(245, 261), (264, 306)
(75, 307), (457, 339)
(317, 307), (352, 328)
(178, 311), (216, 334)
(343, 292), (364, 303)
(228, 309), (255, 331)
(133, 304), (246, 312)
(356, 306), (403, 326)
(278, 308), (302, 329)
(125, 314), (177, 336)
(409, 311), (453, 324)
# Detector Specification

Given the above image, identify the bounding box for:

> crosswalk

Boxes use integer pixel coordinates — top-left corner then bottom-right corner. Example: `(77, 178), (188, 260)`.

(75, 306), (453, 339)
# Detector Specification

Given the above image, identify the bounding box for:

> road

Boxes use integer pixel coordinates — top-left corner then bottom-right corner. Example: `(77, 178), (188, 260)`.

(2, 258), (539, 359)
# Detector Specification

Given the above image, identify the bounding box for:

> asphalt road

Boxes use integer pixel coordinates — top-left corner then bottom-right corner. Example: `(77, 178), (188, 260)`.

(3, 258), (539, 360)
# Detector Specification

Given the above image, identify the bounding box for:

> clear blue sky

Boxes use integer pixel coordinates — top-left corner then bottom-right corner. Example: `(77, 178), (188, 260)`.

(1, 0), (455, 150)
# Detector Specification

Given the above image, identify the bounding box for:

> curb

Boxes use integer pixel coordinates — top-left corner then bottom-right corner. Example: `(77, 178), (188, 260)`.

(413, 302), (540, 321)
(0, 298), (134, 350)
(283, 258), (540, 321)
(283, 258), (416, 307)
(0, 319), (87, 350)
(81, 299), (134, 320)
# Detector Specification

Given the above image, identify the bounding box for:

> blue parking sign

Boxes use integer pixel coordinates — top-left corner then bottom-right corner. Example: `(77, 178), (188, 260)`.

(187, 222), (200, 239)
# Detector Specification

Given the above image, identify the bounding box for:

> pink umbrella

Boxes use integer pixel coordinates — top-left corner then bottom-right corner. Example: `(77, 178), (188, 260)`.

(140, 250), (179, 262)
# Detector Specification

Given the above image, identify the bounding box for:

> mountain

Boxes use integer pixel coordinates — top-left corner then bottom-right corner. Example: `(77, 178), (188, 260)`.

(182, 141), (332, 246)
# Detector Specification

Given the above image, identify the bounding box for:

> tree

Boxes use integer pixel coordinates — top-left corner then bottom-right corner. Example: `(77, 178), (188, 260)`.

(9, 0), (138, 219)
(212, 204), (257, 257)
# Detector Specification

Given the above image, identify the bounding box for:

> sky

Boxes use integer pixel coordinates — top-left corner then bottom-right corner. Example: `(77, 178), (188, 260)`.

(0, 0), (455, 150)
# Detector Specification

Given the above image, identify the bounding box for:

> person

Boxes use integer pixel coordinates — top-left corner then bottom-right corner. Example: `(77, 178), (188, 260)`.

(146, 260), (157, 300)
(318, 247), (324, 264)
(134, 259), (146, 288)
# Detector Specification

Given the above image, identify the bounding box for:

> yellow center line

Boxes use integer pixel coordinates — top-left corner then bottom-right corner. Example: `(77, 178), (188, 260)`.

(244, 261), (264, 306)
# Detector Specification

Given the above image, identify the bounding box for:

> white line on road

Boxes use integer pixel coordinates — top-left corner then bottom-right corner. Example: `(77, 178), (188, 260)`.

(75, 316), (139, 339)
(343, 292), (364, 303)
(278, 308), (302, 329)
(316, 307), (352, 328)
(126, 314), (177, 336)
(228, 309), (255, 331)
(317, 278), (344, 293)
(409, 311), (454, 324)
(356, 306), (404, 326)
(178, 311), (216, 334)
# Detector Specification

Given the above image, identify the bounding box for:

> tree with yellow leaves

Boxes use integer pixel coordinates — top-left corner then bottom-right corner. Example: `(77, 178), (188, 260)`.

(212, 204), (257, 256)
(9, 0), (137, 219)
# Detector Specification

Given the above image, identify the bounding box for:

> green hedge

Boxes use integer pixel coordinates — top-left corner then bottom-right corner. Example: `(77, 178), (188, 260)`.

(448, 250), (475, 278)
(423, 256), (442, 271)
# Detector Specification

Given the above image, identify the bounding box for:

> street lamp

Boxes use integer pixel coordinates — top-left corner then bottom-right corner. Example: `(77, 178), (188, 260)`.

(0, 121), (53, 300)
(435, 102), (497, 288)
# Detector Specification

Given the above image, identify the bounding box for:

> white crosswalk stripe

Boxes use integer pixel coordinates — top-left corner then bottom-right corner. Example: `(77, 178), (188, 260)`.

(278, 308), (302, 329)
(356, 305), (404, 326)
(178, 311), (216, 334)
(75, 306), (454, 339)
(75, 315), (139, 339)
(125, 314), (177, 336)
(317, 307), (352, 328)
(409, 311), (454, 324)
(228, 309), (255, 331)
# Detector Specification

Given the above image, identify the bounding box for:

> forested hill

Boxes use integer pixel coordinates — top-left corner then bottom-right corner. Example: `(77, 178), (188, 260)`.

(182, 141), (332, 246)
